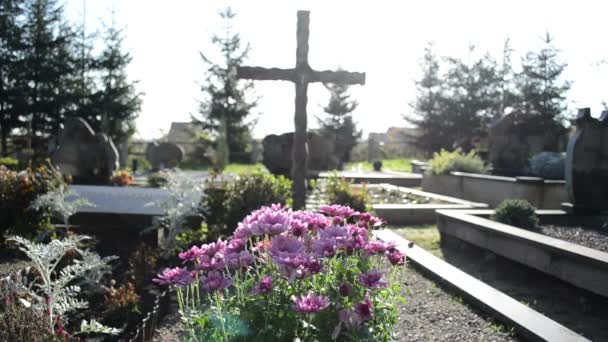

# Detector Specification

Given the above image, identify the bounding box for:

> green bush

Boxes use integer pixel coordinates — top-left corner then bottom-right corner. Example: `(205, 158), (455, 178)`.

(326, 173), (369, 213)
(147, 171), (169, 188)
(0, 164), (64, 244)
(204, 172), (292, 238)
(492, 199), (539, 230)
(427, 148), (488, 175)
(0, 157), (18, 170)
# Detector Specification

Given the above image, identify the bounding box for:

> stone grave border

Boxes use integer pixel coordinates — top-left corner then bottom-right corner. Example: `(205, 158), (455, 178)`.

(358, 183), (487, 225)
(375, 229), (590, 342)
(318, 170), (422, 187)
(422, 171), (567, 209)
(436, 209), (608, 298)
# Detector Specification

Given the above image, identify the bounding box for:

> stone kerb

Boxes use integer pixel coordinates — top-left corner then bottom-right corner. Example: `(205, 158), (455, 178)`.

(436, 209), (608, 298)
(369, 183), (487, 225)
(422, 172), (567, 208)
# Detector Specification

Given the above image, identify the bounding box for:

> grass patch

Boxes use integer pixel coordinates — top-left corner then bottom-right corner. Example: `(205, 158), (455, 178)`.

(180, 162), (269, 174)
(345, 158), (413, 173)
(389, 224), (443, 258)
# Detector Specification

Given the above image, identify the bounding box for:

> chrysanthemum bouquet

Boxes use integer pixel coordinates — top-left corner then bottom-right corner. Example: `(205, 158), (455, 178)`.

(155, 204), (406, 341)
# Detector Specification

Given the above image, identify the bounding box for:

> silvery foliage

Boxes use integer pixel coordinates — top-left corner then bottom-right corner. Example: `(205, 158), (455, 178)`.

(6, 235), (117, 333)
(147, 170), (205, 253)
(29, 184), (94, 225)
(79, 319), (121, 335)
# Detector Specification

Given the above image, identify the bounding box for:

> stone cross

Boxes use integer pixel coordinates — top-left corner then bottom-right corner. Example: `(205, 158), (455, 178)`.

(237, 10), (366, 209)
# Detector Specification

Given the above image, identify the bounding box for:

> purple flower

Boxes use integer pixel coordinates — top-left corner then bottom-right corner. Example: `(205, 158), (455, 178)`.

(153, 267), (194, 286)
(388, 250), (405, 266)
(319, 204), (357, 219)
(178, 245), (202, 264)
(254, 275), (273, 295)
(245, 207), (292, 236)
(269, 236), (305, 260)
(311, 237), (337, 257)
(290, 219), (308, 237)
(364, 240), (396, 255)
(226, 238), (248, 253)
(339, 283), (351, 297)
(292, 293), (330, 314)
(354, 293), (374, 321)
(195, 240), (227, 271)
(201, 271), (232, 293)
(338, 309), (362, 330)
(224, 250), (254, 269)
(358, 270), (388, 289)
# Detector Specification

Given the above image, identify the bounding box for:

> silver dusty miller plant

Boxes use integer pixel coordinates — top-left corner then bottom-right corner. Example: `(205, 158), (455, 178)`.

(29, 184), (93, 226)
(148, 171), (205, 254)
(6, 235), (118, 335)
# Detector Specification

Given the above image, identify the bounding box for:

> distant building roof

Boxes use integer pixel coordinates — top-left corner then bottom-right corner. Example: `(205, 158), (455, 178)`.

(167, 122), (204, 143)
(368, 127), (420, 143)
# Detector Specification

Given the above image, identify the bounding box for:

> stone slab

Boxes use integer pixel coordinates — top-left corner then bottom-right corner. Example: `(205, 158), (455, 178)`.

(70, 185), (169, 216)
(436, 209), (608, 298)
(318, 170), (422, 187)
(376, 229), (590, 342)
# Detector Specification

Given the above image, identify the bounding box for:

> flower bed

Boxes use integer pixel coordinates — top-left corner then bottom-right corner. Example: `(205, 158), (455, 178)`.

(155, 204), (407, 341)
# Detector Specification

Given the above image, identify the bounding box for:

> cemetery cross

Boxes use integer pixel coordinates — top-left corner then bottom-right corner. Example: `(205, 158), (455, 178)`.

(237, 10), (366, 209)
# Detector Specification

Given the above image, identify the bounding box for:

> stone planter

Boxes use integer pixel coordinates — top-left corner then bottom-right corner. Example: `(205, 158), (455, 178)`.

(422, 172), (567, 209)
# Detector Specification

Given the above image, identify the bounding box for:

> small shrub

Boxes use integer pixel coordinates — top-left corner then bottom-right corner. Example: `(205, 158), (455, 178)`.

(204, 172), (292, 238)
(0, 157), (18, 170)
(111, 169), (134, 186)
(373, 160), (383, 171)
(147, 170), (170, 188)
(492, 199), (539, 230)
(0, 164), (65, 243)
(326, 173), (369, 213)
(427, 148), (488, 175)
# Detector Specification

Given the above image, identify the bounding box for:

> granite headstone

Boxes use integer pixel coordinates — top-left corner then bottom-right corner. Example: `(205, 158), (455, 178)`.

(565, 108), (608, 213)
(51, 117), (119, 185)
(146, 142), (185, 170)
(262, 132), (339, 177)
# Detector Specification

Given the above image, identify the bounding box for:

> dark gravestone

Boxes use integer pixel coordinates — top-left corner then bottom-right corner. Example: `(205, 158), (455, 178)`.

(527, 152), (565, 180)
(146, 142), (185, 170)
(489, 112), (566, 176)
(51, 117), (118, 185)
(565, 108), (608, 213)
(237, 10), (365, 209)
(262, 132), (339, 177)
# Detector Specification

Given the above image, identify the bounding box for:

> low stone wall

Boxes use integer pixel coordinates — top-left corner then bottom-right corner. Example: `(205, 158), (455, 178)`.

(422, 172), (567, 209)
(370, 184), (486, 225)
(436, 209), (608, 298)
(318, 170), (422, 187)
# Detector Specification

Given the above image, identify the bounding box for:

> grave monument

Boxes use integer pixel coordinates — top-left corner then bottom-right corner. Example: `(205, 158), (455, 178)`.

(146, 142), (185, 170)
(51, 117), (119, 185)
(237, 10), (366, 209)
(565, 108), (608, 213)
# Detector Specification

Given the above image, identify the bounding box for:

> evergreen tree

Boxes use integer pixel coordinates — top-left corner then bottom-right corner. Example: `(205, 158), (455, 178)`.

(497, 38), (518, 117)
(406, 42), (450, 154)
(19, 0), (76, 157)
(317, 78), (361, 163)
(514, 33), (570, 144)
(0, 0), (26, 155)
(442, 45), (500, 151)
(95, 20), (142, 145)
(194, 7), (257, 164)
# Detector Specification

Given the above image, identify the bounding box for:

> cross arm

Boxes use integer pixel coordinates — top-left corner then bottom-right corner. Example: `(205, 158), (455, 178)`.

(311, 70), (366, 85)
(236, 66), (294, 82)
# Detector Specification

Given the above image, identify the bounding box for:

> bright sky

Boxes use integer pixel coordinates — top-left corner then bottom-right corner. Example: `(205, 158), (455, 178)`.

(64, 0), (608, 140)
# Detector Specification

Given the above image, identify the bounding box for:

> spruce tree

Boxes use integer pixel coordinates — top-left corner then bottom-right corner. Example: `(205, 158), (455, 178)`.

(442, 45), (500, 151)
(407, 42), (450, 154)
(514, 33), (570, 145)
(19, 0), (76, 157)
(95, 20), (142, 145)
(194, 7), (257, 164)
(0, 0), (26, 155)
(317, 78), (361, 163)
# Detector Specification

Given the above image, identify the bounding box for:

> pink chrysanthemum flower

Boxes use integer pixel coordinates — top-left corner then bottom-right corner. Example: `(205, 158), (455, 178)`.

(224, 250), (254, 269)
(195, 239), (227, 271)
(364, 240), (396, 255)
(319, 204), (357, 219)
(201, 271), (233, 293)
(388, 250), (406, 266)
(248, 207), (292, 236)
(358, 270), (388, 289)
(153, 267), (194, 286)
(354, 293), (374, 321)
(253, 275), (273, 295)
(292, 293), (330, 314)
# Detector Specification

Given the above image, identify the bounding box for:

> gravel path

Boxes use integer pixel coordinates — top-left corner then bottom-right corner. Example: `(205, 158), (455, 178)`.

(539, 224), (608, 253)
(151, 266), (520, 342)
(395, 268), (519, 342)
